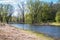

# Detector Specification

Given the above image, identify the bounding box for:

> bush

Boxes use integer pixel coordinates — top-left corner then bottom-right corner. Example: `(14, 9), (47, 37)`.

(55, 11), (60, 22)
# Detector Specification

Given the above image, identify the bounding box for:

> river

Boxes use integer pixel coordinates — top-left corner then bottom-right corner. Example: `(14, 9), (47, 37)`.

(10, 24), (60, 38)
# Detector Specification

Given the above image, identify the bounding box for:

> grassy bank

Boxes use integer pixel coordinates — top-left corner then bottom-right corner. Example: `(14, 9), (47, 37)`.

(49, 22), (60, 26)
(31, 22), (60, 26)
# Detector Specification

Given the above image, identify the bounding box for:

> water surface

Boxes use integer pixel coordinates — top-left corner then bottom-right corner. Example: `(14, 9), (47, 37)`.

(10, 24), (60, 38)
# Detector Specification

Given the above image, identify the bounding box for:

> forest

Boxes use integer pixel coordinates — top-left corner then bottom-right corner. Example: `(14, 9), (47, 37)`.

(0, 0), (60, 24)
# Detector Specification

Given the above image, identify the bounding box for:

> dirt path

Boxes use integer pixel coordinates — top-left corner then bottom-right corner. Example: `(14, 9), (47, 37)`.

(0, 24), (54, 40)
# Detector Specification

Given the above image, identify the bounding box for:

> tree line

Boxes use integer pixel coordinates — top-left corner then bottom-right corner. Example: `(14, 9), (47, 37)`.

(0, 3), (25, 23)
(0, 0), (60, 24)
(0, 4), (14, 23)
(25, 0), (60, 24)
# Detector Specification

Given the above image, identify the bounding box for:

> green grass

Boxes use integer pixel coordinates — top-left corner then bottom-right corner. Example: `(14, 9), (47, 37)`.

(49, 22), (60, 26)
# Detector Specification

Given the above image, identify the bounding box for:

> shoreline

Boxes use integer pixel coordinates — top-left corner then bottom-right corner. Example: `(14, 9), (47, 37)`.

(0, 23), (55, 40)
(30, 22), (60, 26)
(8, 22), (60, 26)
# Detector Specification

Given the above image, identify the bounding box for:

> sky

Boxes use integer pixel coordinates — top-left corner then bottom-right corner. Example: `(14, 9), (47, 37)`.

(0, 0), (58, 16)
(0, 0), (58, 10)
(0, 0), (58, 5)
(40, 0), (58, 3)
(0, 0), (58, 8)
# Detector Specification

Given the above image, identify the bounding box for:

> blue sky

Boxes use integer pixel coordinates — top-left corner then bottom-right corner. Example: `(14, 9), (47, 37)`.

(40, 0), (58, 3)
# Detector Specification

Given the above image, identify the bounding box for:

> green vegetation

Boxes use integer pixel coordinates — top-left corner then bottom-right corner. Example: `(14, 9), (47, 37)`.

(55, 11), (60, 22)
(0, 4), (14, 23)
(0, 0), (60, 40)
(0, 0), (60, 24)
(25, 0), (60, 24)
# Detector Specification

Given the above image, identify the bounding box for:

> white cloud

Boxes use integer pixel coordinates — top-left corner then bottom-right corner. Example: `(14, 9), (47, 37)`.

(0, 0), (18, 4)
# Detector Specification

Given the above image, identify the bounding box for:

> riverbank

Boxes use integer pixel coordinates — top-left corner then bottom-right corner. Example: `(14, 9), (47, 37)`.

(32, 22), (60, 26)
(49, 22), (60, 26)
(0, 23), (55, 40)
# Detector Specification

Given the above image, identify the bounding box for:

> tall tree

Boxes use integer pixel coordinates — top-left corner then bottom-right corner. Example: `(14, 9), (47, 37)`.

(28, 0), (43, 23)
(18, 2), (25, 23)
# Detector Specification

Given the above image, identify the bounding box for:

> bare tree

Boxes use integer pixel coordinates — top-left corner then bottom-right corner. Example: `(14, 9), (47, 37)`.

(18, 2), (25, 23)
